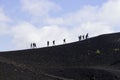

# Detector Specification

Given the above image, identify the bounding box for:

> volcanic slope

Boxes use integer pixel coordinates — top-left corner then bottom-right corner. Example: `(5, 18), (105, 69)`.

(0, 32), (120, 80)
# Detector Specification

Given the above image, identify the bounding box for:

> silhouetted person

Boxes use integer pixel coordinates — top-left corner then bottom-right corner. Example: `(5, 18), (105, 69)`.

(47, 41), (49, 47)
(30, 43), (33, 48)
(53, 40), (55, 45)
(79, 35), (81, 41)
(33, 43), (37, 48)
(82, 35), (85, 40)
(63, 39), (66, 44)
(86, 33), (89, 39)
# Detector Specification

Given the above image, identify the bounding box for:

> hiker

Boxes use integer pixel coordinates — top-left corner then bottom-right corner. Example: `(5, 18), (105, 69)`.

(30, 43), (33, 48)
(53, 40), (55, 45)
(63, 39), (66, 44)
(33, 43), (37, 48)
(86, 33), (89, 39)
(82, 35), (85, 40)
(47, 41), (49, 47)
(30, 43), (36, 48)
(78, 35), (82, 41)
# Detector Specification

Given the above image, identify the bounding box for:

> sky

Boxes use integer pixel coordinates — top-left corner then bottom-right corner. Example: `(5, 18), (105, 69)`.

(0, 0), (120, 51)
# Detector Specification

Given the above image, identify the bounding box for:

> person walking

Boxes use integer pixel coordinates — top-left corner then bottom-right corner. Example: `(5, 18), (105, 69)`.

(30, 43), (33, 48)
(47, 41), (49, 47)
(78, 35), (81, 41)
(86, 33), (89, 39)
(82, 35), (85, 40)
(53, 40), (55, 46)
(63, 39), (66, 44)
(33, 43), (37, 48)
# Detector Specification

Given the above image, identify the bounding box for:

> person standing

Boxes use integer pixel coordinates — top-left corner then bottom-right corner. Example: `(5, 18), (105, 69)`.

(78, 35), (81, 41)
(86, 33), (89, 39)
(47, 41), (49, 47)
(53, 40), (55, 46)
(33, 43), (37, 48)
(30, 43), (33, 48)
(82, 35), (85, 40)
(63, 39), (66, 44)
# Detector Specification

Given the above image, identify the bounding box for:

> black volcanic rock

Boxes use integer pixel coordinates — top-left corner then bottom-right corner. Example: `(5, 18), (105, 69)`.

(0, 32), (120, 80)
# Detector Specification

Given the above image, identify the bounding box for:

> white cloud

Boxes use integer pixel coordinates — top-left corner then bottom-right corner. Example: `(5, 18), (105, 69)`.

(72, 22), (113, 37)
(6, 0), (120, 50)
(0, 7), (11, 22)
(45, 17), (64, 25)
(0, 24), (10, 36)
(98, 0), (120, 26)
(0, 7), (11, 36)
(10, 0), (120, 48)
(11, 22), (39, 49)
(11, 22), (72, 49)
(11, 22), (113, 50)
(45, 0), (119, 36)
(21, 0), (61, 17)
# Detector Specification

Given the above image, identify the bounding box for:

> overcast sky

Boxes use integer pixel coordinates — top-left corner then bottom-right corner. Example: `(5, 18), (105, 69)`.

(0, 0), (120, 51)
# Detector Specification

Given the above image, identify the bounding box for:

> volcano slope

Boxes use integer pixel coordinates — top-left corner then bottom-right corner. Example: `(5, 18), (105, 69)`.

(0, 32), (120, 80)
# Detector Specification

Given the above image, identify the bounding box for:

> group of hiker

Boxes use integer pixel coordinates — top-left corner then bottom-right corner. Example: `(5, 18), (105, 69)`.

(47, 40), (55, 47)
(78, 33), (89, 41)
(47, 39), (66, 47)
(30, 39), (66, 48)
(30, 33), (89, 48)
(30, 43), (37, 48)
